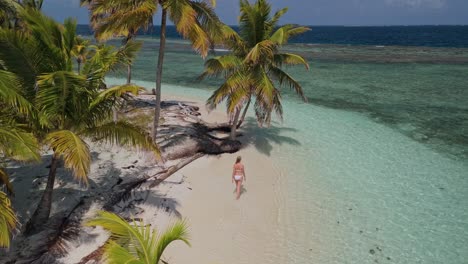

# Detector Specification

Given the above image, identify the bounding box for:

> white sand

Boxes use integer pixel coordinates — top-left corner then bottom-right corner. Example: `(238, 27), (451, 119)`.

(161, 148), (284, 264)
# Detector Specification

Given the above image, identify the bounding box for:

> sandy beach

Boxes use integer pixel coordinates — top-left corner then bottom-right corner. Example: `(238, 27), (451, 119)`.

(2, 92), (285, 264)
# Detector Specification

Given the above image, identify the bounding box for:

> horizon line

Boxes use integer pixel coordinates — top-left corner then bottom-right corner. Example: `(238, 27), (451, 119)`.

(75, 24), (468, 27)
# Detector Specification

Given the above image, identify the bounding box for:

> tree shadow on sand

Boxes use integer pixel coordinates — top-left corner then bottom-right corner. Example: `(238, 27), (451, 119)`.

(240, 118), (301, 156)
(117, 187), (182, 219)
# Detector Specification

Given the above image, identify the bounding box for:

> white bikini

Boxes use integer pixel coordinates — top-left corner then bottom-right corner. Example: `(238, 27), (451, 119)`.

(234, 165), (243, 181)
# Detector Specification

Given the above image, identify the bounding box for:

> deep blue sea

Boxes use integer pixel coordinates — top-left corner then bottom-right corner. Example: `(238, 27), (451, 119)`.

(77, 25), (468, 47)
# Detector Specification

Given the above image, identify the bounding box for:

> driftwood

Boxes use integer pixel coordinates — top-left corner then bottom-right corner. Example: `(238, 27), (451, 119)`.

(103, 153), (204, 210)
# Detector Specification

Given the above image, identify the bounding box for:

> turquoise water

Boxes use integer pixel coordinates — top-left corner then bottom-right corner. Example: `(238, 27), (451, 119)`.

(109, 39), (468, 263)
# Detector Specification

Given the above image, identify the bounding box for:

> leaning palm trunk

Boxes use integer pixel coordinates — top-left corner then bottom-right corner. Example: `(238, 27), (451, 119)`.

(25, 154), (58, 234)
(237, 96), (251, 128)
(230, 109), (241, 140)
(153, 8), (167, 140)
(124, 34), (133, 84)
(126, 64), (132, 84)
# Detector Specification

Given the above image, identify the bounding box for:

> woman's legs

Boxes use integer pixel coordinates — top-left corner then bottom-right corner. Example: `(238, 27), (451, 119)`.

(236, 180), (242, 200)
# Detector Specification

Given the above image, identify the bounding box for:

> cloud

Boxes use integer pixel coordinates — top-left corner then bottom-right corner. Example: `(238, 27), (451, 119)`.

(385, 0), (446, 8)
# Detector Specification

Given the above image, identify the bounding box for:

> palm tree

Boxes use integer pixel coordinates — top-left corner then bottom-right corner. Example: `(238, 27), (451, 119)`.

(86, 211), (190, 263)
(0, 9), (160, 234)
(72, 36), (90, 74)
(0, 69), (40, 247)
(81, 0), (223, 140)
(81, 0), (146, 85)
(200, 0), (310, 140)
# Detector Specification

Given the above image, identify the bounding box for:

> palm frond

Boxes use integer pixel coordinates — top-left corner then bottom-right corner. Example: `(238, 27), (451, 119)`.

(253, 68), (276, 110)
(0, 168), (13, 195)
(166, 0), (216, 57)
(117, 40), (143, 66)
(155, 221), (190, 263)
(79, 121), (161, 160)
(0, 29), (39, 91)
(267, 7), (288, 33)
(20, 8), (72, 71)
(189, 0), (223, 44)
(206, 70), (249, 111)
(244, 39), (276, 64)
(86, 211), (189, 263)
(45, 130), (91, 183)
(0, 191), (17, 248)
(36, 71), (89, 126)
(270, 25), (310, 45)
(103, 240), (144, 264)
(0, 125), (40, 162)
(91, 84), (142, 108)
(269, 66), (307, 101)
(273, 53), (309, 69)
(90, 0), (156, 41)
(0, 70), (33, 115)
(199, 55), (242, 79)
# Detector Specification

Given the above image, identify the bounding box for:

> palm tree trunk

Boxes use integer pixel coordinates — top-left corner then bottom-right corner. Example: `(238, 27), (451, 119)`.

(230, 109), (241, 140)
(126, 64), (132, 84)
(237, 96), (251, 128)
(77, 61), (81, 74)
(26, 154), (58, 234)
(125, 34), (133, 84)
(152, 8), (167, 140)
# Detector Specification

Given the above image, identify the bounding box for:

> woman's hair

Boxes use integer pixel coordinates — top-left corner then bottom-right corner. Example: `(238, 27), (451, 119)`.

(235, 156), (242, 163)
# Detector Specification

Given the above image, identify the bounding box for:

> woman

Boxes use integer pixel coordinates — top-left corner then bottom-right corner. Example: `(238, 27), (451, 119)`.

(232, 156), (246, 200)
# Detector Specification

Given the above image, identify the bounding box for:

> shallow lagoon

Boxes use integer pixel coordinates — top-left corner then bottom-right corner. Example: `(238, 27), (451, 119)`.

(108, 40), (468, 263)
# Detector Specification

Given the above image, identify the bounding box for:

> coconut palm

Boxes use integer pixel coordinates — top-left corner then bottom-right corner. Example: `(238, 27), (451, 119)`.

(0, 69), (40, 247)
(81, 0), (147, 85)
(86, 211), (190, 264)
(72, 36), (90, 74)
(0, 9), (160, 233)
(81, 0), (223, 140)
(199, 0), (310, 140)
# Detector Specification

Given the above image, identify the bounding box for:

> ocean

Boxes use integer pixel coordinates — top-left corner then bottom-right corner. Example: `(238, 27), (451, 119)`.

(101, 26), (468, 264)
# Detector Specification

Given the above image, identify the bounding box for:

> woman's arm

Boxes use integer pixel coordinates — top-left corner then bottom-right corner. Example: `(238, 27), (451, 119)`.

(243, 166), (246, 181)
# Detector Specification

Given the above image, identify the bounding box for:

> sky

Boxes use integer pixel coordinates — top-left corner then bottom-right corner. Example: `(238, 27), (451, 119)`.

(42, 0), (468, 26)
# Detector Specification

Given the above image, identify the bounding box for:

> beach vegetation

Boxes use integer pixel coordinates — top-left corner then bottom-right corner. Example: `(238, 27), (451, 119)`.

(0, 68), (40, 247)
(0, 0), (43, 29)
(0, 8), (160, 234)
(80, 0), (223, 140)
(199, 0), (309, 139)
(86, 211), (190, 264)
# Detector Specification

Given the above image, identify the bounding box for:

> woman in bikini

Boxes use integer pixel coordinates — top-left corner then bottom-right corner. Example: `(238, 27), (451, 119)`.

(232, 156), (246, 200)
